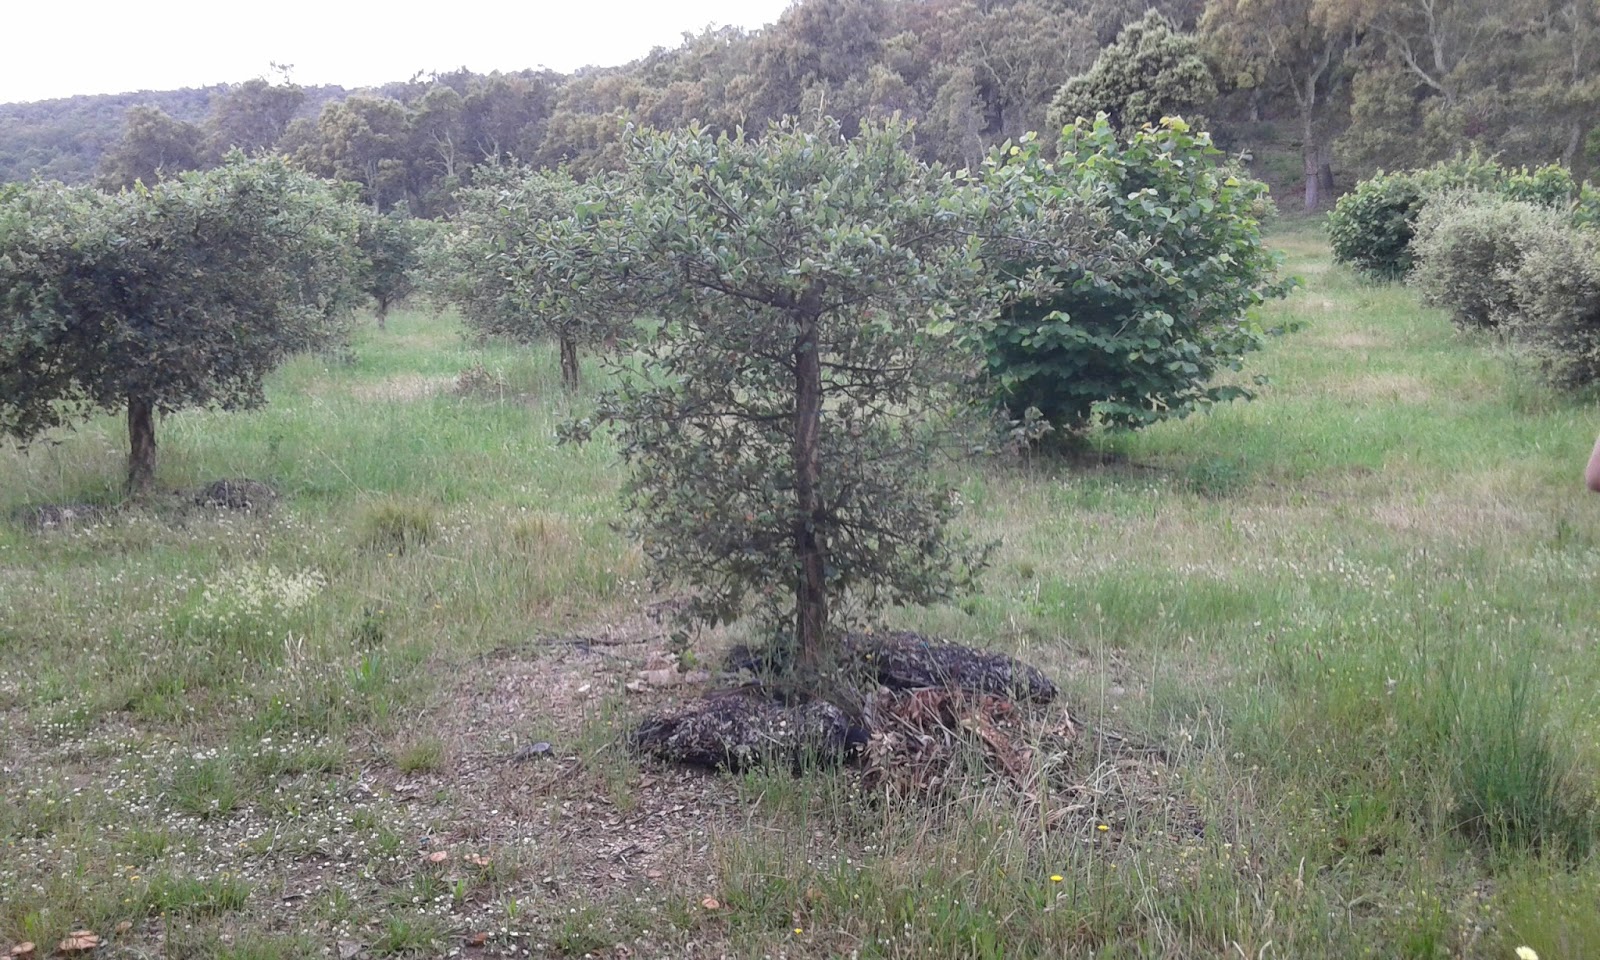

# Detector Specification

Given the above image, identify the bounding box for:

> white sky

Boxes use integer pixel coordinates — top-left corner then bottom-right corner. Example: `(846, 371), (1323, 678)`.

(2, 0), (797, 104)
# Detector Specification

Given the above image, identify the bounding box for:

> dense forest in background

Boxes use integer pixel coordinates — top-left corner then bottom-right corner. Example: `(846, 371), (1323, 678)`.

(2, 0), (1596, 212)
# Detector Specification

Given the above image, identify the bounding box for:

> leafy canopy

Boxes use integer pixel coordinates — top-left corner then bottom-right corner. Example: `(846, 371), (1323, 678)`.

(355, 209), (430, 323)
(435, 165), (628, 387)
(1048, 11), (1217, 133)
(574, 119), (1105, 661)
(982, 117), (1291, 436)
(1328, 154), (1595, 281)
(0, 156), (361, 488)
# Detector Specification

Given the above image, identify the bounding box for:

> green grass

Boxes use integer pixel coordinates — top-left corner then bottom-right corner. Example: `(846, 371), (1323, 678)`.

(2, 236), (1597, 957)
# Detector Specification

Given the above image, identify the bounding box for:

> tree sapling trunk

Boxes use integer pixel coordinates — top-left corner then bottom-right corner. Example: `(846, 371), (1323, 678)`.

(791, 289), (829, 671)
(559, 336), (581, 390)
(126, 394), (157, 494)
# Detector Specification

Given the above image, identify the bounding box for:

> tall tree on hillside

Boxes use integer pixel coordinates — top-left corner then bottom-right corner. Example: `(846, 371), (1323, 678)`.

(205, 76), (305, 158)
(1203, 0), (1353, 210)
(460, 71), (559, 164)
(1334, 0), (1535, 171)
(1518, 0), (1600, 182)
(405, 85), (468, 214)
(738, 0), (893, 124)
(97, 105), (205, 190)
(921, 64), (991, 167)
(960, 0), (1099, 140)
(1049, 10), (1218, 131)
(292, 96), (412, 212)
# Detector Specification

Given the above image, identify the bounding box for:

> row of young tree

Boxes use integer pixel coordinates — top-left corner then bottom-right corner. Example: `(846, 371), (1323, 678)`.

(51, 0), (1600, 215)
(1, 117), (1285, 668)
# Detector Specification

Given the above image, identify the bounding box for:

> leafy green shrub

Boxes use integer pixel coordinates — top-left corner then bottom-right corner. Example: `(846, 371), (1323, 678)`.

(1329, 155), (1583, 282)
(981, 117), (1291, 435)
(1574, 183), (1600, 229)
(1411, 195), (1571, 330)
(1507, 218), (1600, 389)
(1498, 163), (1579, 208)
(1327, 170), (1428, 281)
(1413, 191), (1600, 388)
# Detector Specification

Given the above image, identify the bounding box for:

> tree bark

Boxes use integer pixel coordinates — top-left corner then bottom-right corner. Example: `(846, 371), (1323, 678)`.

(791, 288), (828, 671)
(1303, 147), (1323, 211)
(1566, 120), (1592, 188)
(376, 297), (389, 331)
(126, 395), (157, 495)
(559, 336), (580, 390)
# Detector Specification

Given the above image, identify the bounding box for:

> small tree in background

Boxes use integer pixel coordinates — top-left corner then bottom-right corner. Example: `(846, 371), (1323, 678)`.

(439, 165), (626, 389)
(981, 117), (1291, 438)
(356, 210), (430, 329)
(0, 157), (360, 493)
(1048, 11), (1217, 133)
(575, 120), (1105, 672)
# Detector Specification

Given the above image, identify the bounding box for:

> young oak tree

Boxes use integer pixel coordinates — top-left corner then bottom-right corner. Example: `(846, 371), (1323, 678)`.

(0, 156), (361, 493)
(355, 209), (430, 329)
(438, 165), (627, 389)
(572, 120), (1105, 671)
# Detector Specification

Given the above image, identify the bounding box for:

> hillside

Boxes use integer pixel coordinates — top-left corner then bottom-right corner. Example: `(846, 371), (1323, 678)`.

(0, 84), (346, 185)
(2, 0), (1593, 211)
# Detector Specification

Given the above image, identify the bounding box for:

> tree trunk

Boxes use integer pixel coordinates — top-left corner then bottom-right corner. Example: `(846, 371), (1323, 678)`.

(376, 297), (389, 331)
(1303, 152), (1322, 212)
(559, 336), (580, 390)
(1566, 120), (1592, 188)
(1317, 160), (1336, 203)
(791, 291), (828, 672)
(126, 395), (157, 495)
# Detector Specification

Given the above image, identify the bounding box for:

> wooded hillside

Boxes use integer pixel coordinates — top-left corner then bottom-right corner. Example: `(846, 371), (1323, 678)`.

(2, 0), (1594, 210)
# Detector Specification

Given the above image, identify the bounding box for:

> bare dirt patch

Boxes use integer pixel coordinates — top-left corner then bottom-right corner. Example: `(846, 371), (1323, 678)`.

(345, 374), (454, 403)
(419, 605), (746, 903)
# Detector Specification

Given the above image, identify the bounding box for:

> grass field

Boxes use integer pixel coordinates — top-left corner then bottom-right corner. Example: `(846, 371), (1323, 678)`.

(2, 226), (1598, 959)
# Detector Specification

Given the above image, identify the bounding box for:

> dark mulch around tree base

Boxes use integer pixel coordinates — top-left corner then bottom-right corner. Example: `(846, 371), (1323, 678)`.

(632, 692), (866, 771)
(193, 478), (279, 510)
(632, 631), (1207, 839)
(14, 503), (112, 530)
(635, 631), (1058, 775)
(840, 630), (1058, 704)
(723, 630), (1058, 704)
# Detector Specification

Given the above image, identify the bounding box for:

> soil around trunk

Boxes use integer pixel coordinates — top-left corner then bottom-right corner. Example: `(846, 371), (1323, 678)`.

(192, 478), (280, 510)
(632, 692), (863, 771)
(636, 631), (1058, 773)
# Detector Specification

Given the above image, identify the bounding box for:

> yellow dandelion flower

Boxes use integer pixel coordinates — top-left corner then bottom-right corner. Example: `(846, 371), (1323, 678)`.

(1050, 874), (1063, 882)
(793, 928), (803, 935)
(1096, 824), (1109, 832)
